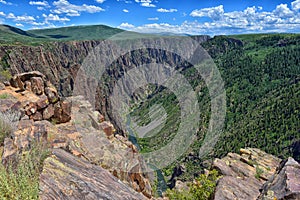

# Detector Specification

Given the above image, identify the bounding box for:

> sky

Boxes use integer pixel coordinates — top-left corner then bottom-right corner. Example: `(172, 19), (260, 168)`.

(0, 0), (300, 35)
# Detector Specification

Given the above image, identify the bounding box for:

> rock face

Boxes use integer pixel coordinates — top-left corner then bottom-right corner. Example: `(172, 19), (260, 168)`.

(2, 71), (71, 123)
(213, 148), (281, 200)
(2, 119), (51, 165)
(0, 71), (152, 199)
(0, 38), (211, 135)
(39, 149), (146, 200)
(62, 95), (152, 198)
(258, 157), (300, 200)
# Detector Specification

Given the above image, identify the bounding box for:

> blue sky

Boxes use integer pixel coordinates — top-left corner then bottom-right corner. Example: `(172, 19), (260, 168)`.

(0, 0), (300, 35)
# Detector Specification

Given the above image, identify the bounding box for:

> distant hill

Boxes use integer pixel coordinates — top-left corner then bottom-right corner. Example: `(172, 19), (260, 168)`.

(0, 24), (40, 44)
(0, 24), (149, 45)
(28, 25), (125, 41)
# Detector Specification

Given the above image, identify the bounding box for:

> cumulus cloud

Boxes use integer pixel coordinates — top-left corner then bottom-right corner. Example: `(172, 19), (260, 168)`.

(29, 1), (49, 7)
(123, 9), (129, 12)
(6, 13), (36, 22)
(52, 0), (104, 16)
(148, 17), (159, 20)
(190, 5), (224, 20)
(274, 4), (293, 17)
(157, 8), (177, 13)
(119, 22), (135, 28)
(120, 1), (300, 36)
(0, 11), (5, 17)
(186, 3), (300, 34)
(42, 13), (70, 22)
(292, 0), (300, 10)
(135, 0), (155, 7)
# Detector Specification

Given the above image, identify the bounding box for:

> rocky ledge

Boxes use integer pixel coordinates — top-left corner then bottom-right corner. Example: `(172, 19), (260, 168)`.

(213, 148), (300, 200)
(0, 71), (152, 199)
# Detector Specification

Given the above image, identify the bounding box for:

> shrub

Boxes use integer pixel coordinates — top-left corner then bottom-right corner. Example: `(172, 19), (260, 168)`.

(166, 169), (220, 200)
(0, 93), (10, 99)
(0, 143), (49, 200)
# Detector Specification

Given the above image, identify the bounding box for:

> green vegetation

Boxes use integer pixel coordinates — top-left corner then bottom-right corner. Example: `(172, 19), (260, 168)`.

(255, 166), (264, 180)
(0, 144), (49, 200)
(129, 33), (300, 182)
(166, 169), (220, 200)
(0, 93), (10, 99)
(0, 24), (152, 45)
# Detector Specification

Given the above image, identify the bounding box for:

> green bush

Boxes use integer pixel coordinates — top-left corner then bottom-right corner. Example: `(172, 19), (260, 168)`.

(0, 144), (49, 200)
(166, 169), (220, 200)
(0, 93), (10, 99)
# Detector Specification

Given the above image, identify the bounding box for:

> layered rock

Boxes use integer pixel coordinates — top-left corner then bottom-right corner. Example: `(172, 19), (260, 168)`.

(213, 148), (281, 200)
(61, 95), (152, 198)
(258, 157), (300, 200)
(39, 148), (146, 200)
(0, 71), (152, 199)
(0, 71), (71, 123)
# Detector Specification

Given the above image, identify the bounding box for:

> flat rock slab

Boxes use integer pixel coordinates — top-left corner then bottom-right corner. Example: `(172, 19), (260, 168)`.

(213, 148), (281, 200)
(39, 149), (146, 200)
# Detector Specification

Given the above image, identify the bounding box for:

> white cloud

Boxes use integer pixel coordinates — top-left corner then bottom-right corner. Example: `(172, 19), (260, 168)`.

(157, 8), (177, 13)
(42, 13), (70, 22)
(0, 0), (12, 5)
(274, 4), (293, 17)
(52, 0), (104, 16)
(292, 0), (300, 10)
(135, 0), (155, 7)
(123, 9), (129, 12)
(29, 1), (49, 7)
(95, 0), (105, 3)
(37, 6), (45, 10)
(148, 17), (158, 20)
(120, 2), (300, 36)
(6, 13), (36, 22)
(119, 22), (135, 28)
(0, 11), (5, 17)
(15, 23), (24, 27)
(190, 5), (224, 20)
(187, 4), (300, 34)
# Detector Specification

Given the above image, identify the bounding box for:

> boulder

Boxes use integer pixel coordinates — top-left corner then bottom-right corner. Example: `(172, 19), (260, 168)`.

(30, 111), (43, 121)
(16, 71), (46, 82)
(42, 104), (54, 120)
(10, 75), (24, 90)
(24, 102), (37, 115)
(44, 86), (59, 103)
(24, 80), (32, 91)
(30, 77), (44, 95)
(53, 100), (71, 123)
(99, 121), (115, 137)
(213, 148), (281, 200)
(36, 95), (49, 110)
(258, 157), (300, 200)
(39, 149), (147, 200)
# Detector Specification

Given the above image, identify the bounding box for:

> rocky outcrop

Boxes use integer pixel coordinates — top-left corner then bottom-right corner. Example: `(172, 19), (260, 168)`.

(213, 148), (281, 200)
(63, 95), (152, 198)
(1, 71), (71, 123)
(258, 157), (300, 200)
(0, 71), (152, 199)
(39, 148), (146, 200)
(2, 119), (51, 165)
